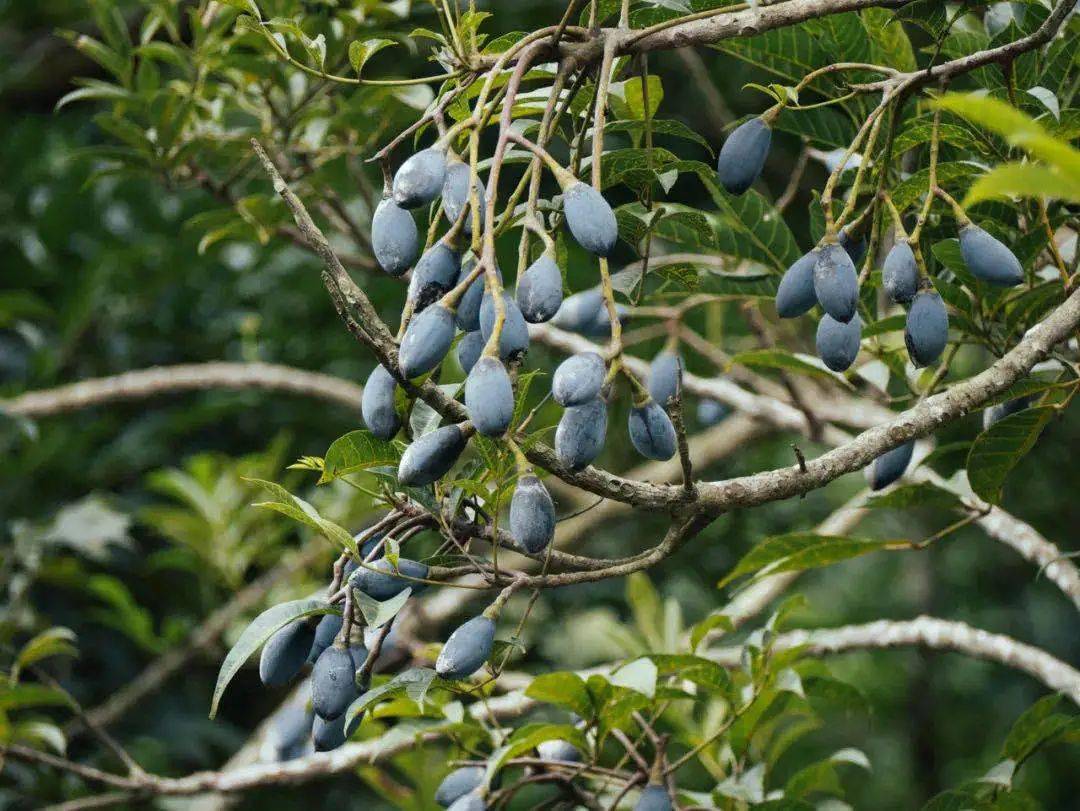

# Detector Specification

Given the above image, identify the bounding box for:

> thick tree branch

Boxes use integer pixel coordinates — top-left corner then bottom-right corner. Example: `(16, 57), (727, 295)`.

(1, 362), (365, 418)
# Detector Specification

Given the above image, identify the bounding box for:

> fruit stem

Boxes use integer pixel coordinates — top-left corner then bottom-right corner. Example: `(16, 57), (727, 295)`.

(483, 577), (526, 620)
(933, 186), (969, 226)
(909, 104), (942, 244)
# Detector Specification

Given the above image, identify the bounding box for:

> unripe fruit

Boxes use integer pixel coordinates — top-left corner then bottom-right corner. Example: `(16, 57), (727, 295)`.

(635, 785), (672, 811)
(308, 613), (343, 663)
(865, 440), (915, 491)
(905, 290), (948, 367)
(563, 182), (618, 257)
(372, 198), (419, 277)
(399, 303), (455, 379)
(983, 396), (1032, 430)
(552, 352), (606, 407)
(717, 116), (771, 195)
(509, 475), (556, 554)
(839, 227), (867, 267)
(409, 242), (461, 311)
(556, 397), (608, 470)
(457, 330), (485, 375)
(959, 224), (1023, 286)
(312, 645), (358, 720)
(813, 242), (859, 323)
(271, 703), (313, 762)
(259, 620), (316, 687)
(442, 159), (486, 235)
(350, 557), (430, 600)
(628, 399), (677, 461)
(516, 254), (563, 323)
(447, 791), (486, 811)
(465, 356), (514, 437)
(697, 398), (729, 426)
(776, 250), (819, 318)
(435, 615), (496, 680)
(537, 739), (582, 763)
(479, 292), (530, 360)
(882, 241), (919, 304)
(552, 289), (604, 333)
(648, 350), (682, 407)
(397, 423), (468, 486)
(393, 148), (447, 209)
(312, 709), (362, 752)
(361, 365), (401, 440)
(816, 313), (862, 372)
(436, 766), (485, 808)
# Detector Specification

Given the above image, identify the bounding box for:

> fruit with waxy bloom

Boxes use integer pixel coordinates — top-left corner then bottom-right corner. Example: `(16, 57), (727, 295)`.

(717, 116), (771, 195)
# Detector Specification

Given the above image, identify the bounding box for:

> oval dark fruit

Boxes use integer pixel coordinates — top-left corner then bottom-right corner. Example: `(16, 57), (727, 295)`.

(648, 350), (682, 407)
(628, 399), (677, 460)
(555, 397), (607, 471)
(537, 739), (582, 763)
(905, 290), (948, 367)
(816, 313), (861, 372)
(259, 620), (316, 688)
(516, 254), (563, 323)
(813, 242), (858, 323)
(697, 398), (729, 426)
(635, 784), (673, 811)
(465, 356), (514, 437)
(436, 766), (485, 808)
(446, 791), (486, 811)
(397, 423), (468, 486)
(393, 147), (447, 209)
(552, 352), (606, 407)
(865, 440), (915, 491)
(983, 396), (1032, 429)
(399, 303), (455, 379)
(839, 227), (867, 267)
(479, 292), (530, 360)
(882, 241), (918, 304)
(959, 223), (1023, 286)
(435, 615), (496, 680)
(552, 289), (604, 333)
(308, 612), (343, 663)
(776, 250), (819, 318)
(408, 242), (461, 311)
(457, 330), (485, 375)
(372, 197), (419, 277)
(442, 159), (485, 234)
(562, 182), (618, 257)
(361, 364), (401, 440)
(349, 557), (430, 600)
(717, 116), (771, 195)
(509, 475), (556, 554)
(312, 644), (357, 720)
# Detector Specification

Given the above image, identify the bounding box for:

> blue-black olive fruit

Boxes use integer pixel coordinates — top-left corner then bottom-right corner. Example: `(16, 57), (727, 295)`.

(372, 197), (419, 277)
(479, 292), (530, 360)
(552, 352), (606, 407)
(361, 364), (401, 440)
(457, 330), (484, 375)
(465, 356), (514, 437)
(563, 182), (618, 257)
(813, 242), (859, 323)
(816, 313), (862, 372)
(312, 644), (358, 720)
(556, 397), (608, 470)
(397, 423), (468, 486)
(393, 148), (447, 209)
(435, 615), (496, 680)
(509, 475), (556, 554)
(648, 350), (682, 407)
(865, 440), (915, 490)
(259, 620), (316, 687)
(717, 117), (771, 195)
(350, 557), (430, 600)
(905, 290), (948, 367)
(959, 223), (1024, 286)
(882, 241), (918, 304)
(628, 399), (677, 461)
(776, 250), (819, 318)
(399, 303), (455, 379)
(516, 254), (563, 323)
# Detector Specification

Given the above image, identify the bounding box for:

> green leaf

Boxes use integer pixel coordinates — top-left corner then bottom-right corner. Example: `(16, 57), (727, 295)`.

(218, 0), (261, 17)
(719, 533), (896, 588)
(55, 80), (132, 111)
(610, 75), (663, 120)
(610, 657), (658, 698)
(0, 684), (75, 711)
(862, 7), (916, 71)
(485, 724), (590, 785)
(964, 162), (1080, 205)
(248, 478), (359, 556)
(690, 611), (735, 650)
(345, 667), (445, 726)
(967, 407), (1055, 505)
(320, 430), (402, 484)
(352, 587), (412, 629)
(730, 349), (847, 383)
(14, 628), (78, 677)
(934, 93), (1080, 181)
(1002, 694), (1077, 764)
(525, 672), (593, 718)
(209, 598), (334, 718)
(865, 482), (963, 511)
(606, 119), (712, 155)
(348, 39), (397, 78)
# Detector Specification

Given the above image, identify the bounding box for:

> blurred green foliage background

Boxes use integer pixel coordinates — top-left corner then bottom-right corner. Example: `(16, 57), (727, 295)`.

(1, 1), (1077, 809)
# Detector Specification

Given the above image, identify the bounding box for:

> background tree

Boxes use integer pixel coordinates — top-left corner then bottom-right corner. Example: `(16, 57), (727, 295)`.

(2, 1), (1079, 809)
